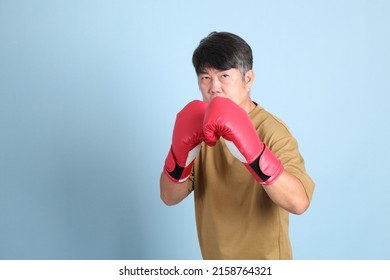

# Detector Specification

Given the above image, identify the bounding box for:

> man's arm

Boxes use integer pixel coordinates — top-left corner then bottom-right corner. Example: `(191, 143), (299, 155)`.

(160, 100), (207, 206)
(265, 171), (309, 215)
(203, 97), (311, 215)
(160, 172), (192, 206)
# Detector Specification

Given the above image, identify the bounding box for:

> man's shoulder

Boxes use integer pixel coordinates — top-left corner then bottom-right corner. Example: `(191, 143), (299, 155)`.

(251, 104), (291, 135)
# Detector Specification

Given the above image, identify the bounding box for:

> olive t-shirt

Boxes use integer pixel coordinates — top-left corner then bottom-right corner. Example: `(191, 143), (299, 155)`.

(192, 103), (315, 259)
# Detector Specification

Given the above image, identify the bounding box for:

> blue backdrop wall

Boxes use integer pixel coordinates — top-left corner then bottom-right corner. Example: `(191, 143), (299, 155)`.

(1, 0), (389, 259)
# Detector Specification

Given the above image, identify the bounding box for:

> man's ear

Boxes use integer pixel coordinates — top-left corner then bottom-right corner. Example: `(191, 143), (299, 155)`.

(245, 70), (254, 90)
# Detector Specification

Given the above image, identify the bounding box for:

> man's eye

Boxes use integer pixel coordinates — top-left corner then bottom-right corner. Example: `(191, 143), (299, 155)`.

(222, 74), (229, 78)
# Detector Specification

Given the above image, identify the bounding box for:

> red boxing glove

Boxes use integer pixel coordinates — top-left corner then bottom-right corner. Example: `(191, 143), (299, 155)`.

(203, 97), (284, 185)
(164, 100), (208, 183)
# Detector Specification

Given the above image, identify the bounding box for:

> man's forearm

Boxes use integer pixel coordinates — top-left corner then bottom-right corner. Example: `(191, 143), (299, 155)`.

(263, 171), (310, 215)
(160, 172), (192, 206)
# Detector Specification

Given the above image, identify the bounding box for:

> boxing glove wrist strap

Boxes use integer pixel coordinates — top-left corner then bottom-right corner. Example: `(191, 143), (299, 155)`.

(245, 145), (284, 185)
(164, 147), (193, 183)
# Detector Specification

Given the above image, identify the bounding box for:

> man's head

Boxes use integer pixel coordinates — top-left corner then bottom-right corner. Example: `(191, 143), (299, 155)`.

(192, 31), (253, 79)
(192, 32), (255, 112)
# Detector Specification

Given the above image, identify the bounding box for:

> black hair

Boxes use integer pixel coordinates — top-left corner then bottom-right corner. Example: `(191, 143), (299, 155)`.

(192, 31), (253, 78)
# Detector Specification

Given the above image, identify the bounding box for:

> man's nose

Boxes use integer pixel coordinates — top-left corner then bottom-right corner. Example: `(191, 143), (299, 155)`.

(209, 78), (222, 94)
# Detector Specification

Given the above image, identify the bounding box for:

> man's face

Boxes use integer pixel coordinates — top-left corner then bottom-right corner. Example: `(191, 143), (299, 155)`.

(197, 67), (254, 109)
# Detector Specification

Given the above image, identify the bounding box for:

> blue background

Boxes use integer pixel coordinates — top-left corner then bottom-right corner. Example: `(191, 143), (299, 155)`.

(1, 0), (389, 260)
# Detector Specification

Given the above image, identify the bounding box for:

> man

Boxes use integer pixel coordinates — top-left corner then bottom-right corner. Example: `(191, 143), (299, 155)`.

(160, 32), (315, 259)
